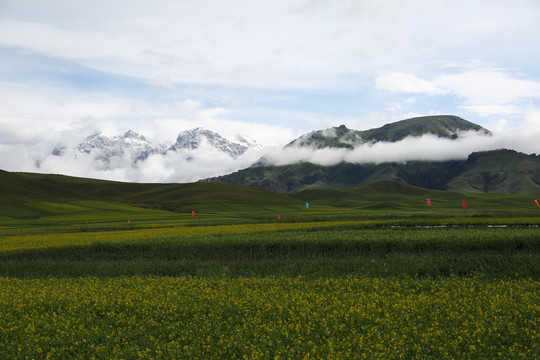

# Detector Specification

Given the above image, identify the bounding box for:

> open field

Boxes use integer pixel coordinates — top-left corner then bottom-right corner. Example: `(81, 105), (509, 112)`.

(0, 173), (539, 358)
(1, 276), (537, 359)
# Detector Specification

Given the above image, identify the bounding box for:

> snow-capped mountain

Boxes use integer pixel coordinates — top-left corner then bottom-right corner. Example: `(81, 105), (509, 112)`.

(52, 128), (261, 170)
(76, 130), (164, 165)
(168, 128), (258, 158)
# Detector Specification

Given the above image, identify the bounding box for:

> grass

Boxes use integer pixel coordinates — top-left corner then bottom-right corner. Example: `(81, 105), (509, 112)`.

(1, 276), (537, 359)
(0, 173), (539, 359)
(1, 224), (539, 279)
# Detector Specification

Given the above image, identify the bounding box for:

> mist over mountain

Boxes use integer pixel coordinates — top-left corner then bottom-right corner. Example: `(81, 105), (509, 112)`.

(208, 116), (540, 193)
(51, 128), (260, 171)
(286, 115), (490, 149)
(2, 114), (539, 188)
(168, 128), (260, 157)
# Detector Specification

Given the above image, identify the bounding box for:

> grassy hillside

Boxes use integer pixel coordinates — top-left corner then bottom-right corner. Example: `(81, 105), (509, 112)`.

(1, 171), (299, 208)
(359, 115), (490, 142)
(212, 149), (540, 194)
(2, 168), (539, 231)
(446, 149), (540, 193)
(286, 115), (490, 149)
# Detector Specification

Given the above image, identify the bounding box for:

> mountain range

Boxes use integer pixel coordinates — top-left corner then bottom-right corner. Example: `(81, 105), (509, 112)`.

(53, 128), (261, 169)
(41, 114), (540, 193)
(208, 115), (540, 194)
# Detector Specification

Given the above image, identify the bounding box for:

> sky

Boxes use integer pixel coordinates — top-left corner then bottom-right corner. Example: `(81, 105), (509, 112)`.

(1, 0), (540, 182)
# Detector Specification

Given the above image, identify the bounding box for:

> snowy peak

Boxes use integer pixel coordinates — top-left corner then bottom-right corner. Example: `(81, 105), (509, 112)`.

(55, 128), (262, 170)
(75, 130), (161, 165)
(168, 128), (255, 158)
(122, 130), (147, 141)
(235, 134), (263, 150)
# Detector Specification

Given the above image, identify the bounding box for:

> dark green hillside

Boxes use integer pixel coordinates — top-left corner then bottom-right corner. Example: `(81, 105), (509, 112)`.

(211, 149), (540, 194)
(360, 115), (490, 142)
(290, 180), (439, 207)
(0, 170), (91, 203)
(446, 149), (540, 193)
(285, 115), (490, 149)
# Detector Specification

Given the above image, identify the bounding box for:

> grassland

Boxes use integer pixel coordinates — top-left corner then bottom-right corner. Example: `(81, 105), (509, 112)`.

(0, 172), (538, 359)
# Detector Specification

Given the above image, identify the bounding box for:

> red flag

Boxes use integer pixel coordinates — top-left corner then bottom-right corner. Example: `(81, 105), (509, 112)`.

(535, 200), (539, 207)
(85, 220), (88, 224)
(192, 211), (195, 217)
(462, 201), (467, 208)
(277, 215), (281, 220)
(427, 199), (431, 206)
(128, 220), (131, 224)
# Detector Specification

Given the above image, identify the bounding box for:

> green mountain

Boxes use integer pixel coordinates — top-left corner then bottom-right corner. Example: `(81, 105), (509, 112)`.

(208, 115), (540, 194)
(209, 149), (540, 194)
(446, 149), (540, 193)
(286, 115), (490, 149)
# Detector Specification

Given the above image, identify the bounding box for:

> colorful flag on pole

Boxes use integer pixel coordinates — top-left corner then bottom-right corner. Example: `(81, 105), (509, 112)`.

(306, 202), (309, 209)
(128, 220), (131, 224)
(462, 201), (467, 208)
(535, 200), (539, 207)
(192, 211), (195, 217)
(85, 220), (88, 224)
(277, 215), (281, 220)
(427, 199), (431, 206)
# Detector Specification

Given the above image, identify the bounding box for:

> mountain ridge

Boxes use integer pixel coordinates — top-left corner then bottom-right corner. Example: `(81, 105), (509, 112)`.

(286, 115), (490, 149)
(208, 149), (540, 194)
(51, 128), (261, 170)
(205, 116), (538, 194)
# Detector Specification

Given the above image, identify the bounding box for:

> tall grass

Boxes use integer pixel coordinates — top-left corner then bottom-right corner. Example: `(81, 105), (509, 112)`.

(1, 226), (538, 279)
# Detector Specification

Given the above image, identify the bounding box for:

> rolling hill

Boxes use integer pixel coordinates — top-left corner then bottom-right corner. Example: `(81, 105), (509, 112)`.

(0, 169), (300, 210)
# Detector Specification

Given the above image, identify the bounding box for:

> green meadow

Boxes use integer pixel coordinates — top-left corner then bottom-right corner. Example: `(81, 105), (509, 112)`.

(0, 171), (538, 358)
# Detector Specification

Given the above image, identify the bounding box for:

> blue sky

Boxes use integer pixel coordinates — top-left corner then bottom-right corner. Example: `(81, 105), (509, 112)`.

(1, 0), (540, 181)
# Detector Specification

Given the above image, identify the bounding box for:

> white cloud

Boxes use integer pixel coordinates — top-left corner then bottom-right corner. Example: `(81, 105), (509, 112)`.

(460, 105), (522, 116)
(32, 139), (265, 183)
(0, 19), (142, 64)
(149, 74), (177, 90)
(434, 68), (540, 105)
(374, 67), (540, 118)
(1, 0), (540, 183)
(261, 114), (540, 167)
(375, 72), (445, 94)
(2, 0), (535, 90)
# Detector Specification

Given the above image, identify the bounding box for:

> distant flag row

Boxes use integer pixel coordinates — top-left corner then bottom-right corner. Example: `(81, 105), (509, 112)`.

(76, 198), (540, 226)
(426, 198), (467, 208)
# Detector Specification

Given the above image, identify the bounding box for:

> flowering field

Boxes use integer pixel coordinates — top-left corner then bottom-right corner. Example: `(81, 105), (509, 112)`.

(1, 215), (539, 358)
(0, 276), (538, 359)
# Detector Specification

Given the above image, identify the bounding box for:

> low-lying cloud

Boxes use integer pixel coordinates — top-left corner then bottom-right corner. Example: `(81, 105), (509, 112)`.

(261, 121), (540, 167)
(2, 112), (540, 183)
(0, 143), (263, 184)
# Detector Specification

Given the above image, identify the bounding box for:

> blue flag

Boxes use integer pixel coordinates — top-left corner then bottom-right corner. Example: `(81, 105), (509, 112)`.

(306, 202), (309, 209)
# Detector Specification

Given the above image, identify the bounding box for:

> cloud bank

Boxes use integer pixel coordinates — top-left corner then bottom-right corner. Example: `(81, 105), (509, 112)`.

(0, 138), (264, 183)
(262, 112), (540, 167)
(1, 111), (539, 182)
